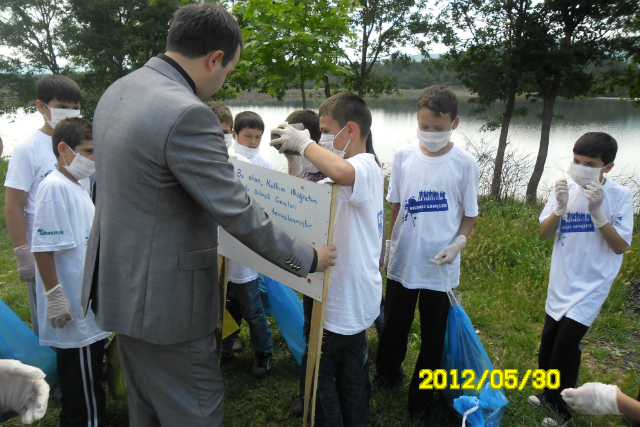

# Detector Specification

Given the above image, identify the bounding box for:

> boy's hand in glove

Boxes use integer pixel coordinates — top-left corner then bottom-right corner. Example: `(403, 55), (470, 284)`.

(584, 182), (608, 228)
(554, 179), (569, 217)
(430, 235), (467, 265)
(45, 284), (74, 328)
(562, 382), (621, 416)
(13, 245), (36, 283)
(0, 359), (49, 424)
(270, 124), (314, 156)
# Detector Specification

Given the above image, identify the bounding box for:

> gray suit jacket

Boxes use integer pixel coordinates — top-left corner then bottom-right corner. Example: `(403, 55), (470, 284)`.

(82, 57), (314, 345)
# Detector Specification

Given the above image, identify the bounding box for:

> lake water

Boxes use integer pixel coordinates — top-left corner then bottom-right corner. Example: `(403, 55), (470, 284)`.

(1, 96), (638, 192)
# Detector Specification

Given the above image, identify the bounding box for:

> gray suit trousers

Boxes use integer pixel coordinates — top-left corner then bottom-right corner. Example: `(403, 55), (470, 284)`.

(117, 332), (224, 426)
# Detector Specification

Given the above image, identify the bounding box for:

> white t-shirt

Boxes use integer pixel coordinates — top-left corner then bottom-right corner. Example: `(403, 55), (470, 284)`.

(539, 178), (634, 327)
(386, 143), (479, 291)
(323, 153), (384, 335)
(227, 150), (275, 284)
(31, 170), (111, 348)
(5, 130), (90, 245)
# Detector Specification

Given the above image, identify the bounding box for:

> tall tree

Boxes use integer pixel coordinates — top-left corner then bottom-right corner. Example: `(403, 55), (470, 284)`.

(236, 0), (352, 108)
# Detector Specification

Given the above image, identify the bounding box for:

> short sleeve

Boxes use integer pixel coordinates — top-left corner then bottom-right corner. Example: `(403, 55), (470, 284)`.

(539, 191), (558, 224)
(4, 144), (35, 192)
(340, 155), (373, 207)
(31, 196), (76, 252)
(461, 157), (479, 217)
(612, 189), (634, 245)
(386, 151), (402, 204)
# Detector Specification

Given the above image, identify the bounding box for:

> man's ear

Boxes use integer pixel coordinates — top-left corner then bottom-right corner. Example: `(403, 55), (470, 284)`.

(207, 50), (225, 71)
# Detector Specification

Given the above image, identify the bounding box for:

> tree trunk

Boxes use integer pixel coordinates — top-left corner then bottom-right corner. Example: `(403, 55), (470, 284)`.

(490, 83), (518, 198)
(526, 94), (556, 203)
(323, 74), (331, 98)
(300, 67), (306, 109)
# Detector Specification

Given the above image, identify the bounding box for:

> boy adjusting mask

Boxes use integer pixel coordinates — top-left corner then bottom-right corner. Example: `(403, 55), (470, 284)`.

(567, 162), (607, 187)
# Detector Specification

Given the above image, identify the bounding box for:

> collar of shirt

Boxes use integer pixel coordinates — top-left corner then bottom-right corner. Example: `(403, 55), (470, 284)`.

(157, 54), (197, 95)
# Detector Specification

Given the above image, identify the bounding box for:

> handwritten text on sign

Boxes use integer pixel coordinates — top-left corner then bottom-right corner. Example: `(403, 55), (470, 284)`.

(219, 158), (333, 301)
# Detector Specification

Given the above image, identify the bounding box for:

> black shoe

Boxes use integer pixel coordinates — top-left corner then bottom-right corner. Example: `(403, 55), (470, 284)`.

(251, 352), (272, 378)
(232, 336), (244, 352)
(220, 351), (234, 364)
(289, 395), (304, 417)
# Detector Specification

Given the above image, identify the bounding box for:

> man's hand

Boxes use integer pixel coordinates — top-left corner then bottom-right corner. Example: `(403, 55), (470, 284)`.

(285, 153), (302, 177)
(585, 181), (608, 228)
(0, 359), (49, 424)
(313, 245), (337, 272)
(430, 235), (467, 265)
(554, 179), (569, 218)
(562, 382), (621, 416)
(45, 284), (74, 328)
(14, 245), (36, 283)
(270, 124), (314, 156)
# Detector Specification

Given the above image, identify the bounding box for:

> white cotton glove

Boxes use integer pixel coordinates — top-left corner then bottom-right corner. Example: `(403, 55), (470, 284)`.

(270, 123), (314, 157)
(430, 235), (467, 265)
(13, 245), (36, 283)
(383, 240), (391, 271)
(553, 179), (569, 217)
(285, 153), (303, 177)
(0, 359), (49, 424)
(44, 284), (74, 328)
(584, 181), (608, 228)
(561, 382), (621, 416)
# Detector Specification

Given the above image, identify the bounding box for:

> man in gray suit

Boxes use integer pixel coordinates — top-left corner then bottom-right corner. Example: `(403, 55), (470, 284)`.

(81, 3), (336, 426)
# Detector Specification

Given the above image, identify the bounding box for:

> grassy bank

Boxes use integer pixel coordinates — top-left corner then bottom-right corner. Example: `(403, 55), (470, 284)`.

(1, 158), (639, 426)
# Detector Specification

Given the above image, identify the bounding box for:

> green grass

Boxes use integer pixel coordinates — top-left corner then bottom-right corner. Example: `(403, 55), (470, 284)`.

(1, 160), (639, 427)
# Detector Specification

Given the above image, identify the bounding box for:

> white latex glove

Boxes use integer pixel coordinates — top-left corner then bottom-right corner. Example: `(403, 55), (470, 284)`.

(270, 123), (314, 156)
(553, 179), (569, 217)
(13, 245), (36, 283)
(45, 284), (74, 328)
(285, 153), (302, 177)
(383, 240), (391, 271)
(0, 360), (49, 424)
(561, 382), (621, 416)
(429, 235), (467, 265)
(584, 182), (608, 228)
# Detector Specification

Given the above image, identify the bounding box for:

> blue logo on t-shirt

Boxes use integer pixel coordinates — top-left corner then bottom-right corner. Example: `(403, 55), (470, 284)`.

(560, 212), (595, 233)
(377, 210), (384, 238)
(403, 190), (449, 226)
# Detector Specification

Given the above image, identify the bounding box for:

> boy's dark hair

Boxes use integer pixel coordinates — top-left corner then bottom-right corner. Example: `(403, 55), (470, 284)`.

(208, 102), (233, 126)
(234, 111), (264, 133)
(573, 132), (618, 165)
(418, 85), (458, 121)
(319, 92), (380, 166)
(286, 109), (321, 143)
(52, 117), (92, 158)
(166, 3), (243, 67)
(36, 75), (83, 105)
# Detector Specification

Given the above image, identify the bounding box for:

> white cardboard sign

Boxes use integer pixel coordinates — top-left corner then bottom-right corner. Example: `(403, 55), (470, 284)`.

(218, 158), (333, 301)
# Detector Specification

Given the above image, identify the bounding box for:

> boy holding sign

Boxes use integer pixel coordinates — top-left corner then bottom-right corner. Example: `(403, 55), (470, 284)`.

(271, 92), (383, 426)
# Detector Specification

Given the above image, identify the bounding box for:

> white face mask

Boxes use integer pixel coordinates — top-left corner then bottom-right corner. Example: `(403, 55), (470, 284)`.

(233, 141), (258, 159)
(301, 154), (319, 173)
(63, 148), (95, 181)
(568, 162), (606, 187)
(417, 127), (452, 153)
(224, 134), (234, 149)
(43, 103), (81, 129)
(319, 126), (351, 158)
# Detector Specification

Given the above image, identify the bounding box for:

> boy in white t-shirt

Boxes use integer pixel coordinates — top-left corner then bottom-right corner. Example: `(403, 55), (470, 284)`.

(529, 132), (633, 427)
(220, 111), (276, 377)
(375, 85), (479, 424)
(4, 75), (83, 336)
(31, 117), (111, 427)
(272, 92), (384, 426)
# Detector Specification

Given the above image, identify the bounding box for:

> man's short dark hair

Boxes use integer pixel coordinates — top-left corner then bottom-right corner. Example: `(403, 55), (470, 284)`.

(166, 3), (243, 67)
(52, 117), (92, 158)
(234, 111), (264, 133)
(418, 85), (458, 121)
(208, 102), (233, 126)
(286, 109), (321, 143)
(319, 92), (371, 140)
(36, 75), (83, 105)
(573, 132), (618, 165)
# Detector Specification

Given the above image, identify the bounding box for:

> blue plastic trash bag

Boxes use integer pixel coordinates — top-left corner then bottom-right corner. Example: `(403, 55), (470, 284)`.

(260, 275), (305, 364)
(0, 299), (58, 388)
(438, 266), (508, 427)
(453, 395), (484, 427)
(257, 275), (273, 317)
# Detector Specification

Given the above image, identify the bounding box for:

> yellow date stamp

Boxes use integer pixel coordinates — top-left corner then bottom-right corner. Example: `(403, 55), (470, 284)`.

(418, 369), (560, 391)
